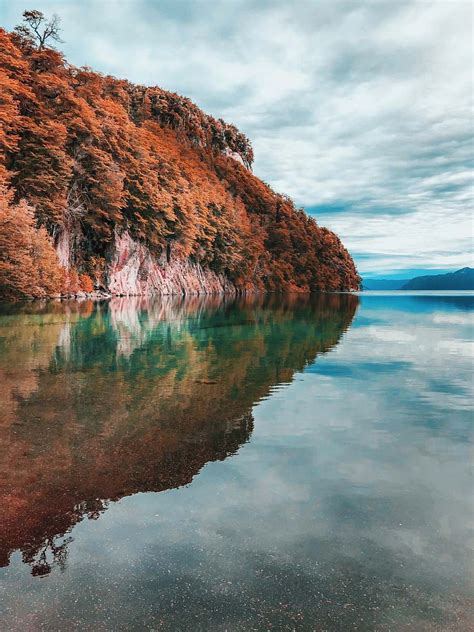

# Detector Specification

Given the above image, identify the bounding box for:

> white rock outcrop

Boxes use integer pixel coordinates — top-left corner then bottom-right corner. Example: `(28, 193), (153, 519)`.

(56, 226), (239, 296)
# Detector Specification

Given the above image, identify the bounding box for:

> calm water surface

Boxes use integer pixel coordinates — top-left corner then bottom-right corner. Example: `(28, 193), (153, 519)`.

(0, 293), (472, 631)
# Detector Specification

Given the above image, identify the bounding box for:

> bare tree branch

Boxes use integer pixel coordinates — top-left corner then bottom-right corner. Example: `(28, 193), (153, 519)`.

(14, 9), (64, 50)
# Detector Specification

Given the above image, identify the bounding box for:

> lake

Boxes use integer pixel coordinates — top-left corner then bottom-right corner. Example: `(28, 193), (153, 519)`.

(0, 292), (472, 631)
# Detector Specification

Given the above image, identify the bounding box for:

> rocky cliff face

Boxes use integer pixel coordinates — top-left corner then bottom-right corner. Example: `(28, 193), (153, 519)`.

(107, 230), (237, 296)
(56, 224), (241, 296)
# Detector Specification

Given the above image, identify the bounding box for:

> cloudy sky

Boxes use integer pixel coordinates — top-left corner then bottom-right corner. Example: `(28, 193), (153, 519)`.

(2, 0), (473, 278)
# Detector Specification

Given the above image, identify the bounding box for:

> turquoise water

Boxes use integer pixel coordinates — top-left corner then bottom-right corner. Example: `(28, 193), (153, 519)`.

(0, 293), (472, 630)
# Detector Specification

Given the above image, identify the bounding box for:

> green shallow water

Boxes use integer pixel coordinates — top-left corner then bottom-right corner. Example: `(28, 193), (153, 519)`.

(0, 293), (472, 631)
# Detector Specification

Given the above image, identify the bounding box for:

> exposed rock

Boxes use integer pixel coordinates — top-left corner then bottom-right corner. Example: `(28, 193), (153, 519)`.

(107, 230), (239, 296)
(55, 227), (241, 297)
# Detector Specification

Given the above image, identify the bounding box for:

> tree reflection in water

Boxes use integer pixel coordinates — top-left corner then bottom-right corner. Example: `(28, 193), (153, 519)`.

(0, 293), (358, 576)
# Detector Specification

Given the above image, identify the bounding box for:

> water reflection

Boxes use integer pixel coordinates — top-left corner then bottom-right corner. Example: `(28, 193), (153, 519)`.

(0, 293), (358, 577)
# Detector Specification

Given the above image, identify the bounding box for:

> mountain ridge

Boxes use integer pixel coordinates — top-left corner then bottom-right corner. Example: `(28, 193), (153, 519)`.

(363, 268), (474, 291)
(362, 278), (407, 290)
(402, 267), (474, 291)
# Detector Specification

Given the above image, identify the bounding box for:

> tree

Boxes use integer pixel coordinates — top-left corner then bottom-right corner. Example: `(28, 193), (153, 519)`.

(14, 10), (63, 50)
(79, 273), (94, 293)
(0, 183), (63, 299)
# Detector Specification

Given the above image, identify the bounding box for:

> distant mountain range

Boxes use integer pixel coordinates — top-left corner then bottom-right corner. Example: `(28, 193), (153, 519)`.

(362, 278), (407, 290)
(363, 267), (474, 291)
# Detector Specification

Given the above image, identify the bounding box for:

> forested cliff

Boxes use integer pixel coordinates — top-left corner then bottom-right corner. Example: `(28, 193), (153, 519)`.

(0, 23), (360, 299)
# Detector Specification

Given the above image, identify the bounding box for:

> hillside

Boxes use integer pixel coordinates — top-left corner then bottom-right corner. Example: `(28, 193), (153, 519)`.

(0, 26), (359, 299)
(402, 267), (474, 291)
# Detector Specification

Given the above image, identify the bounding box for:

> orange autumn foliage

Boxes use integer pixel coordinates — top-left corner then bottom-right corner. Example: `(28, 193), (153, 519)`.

(79, 273), (94, 293)
(0, 26), (360, 295)
(0, 183), (63, 299)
